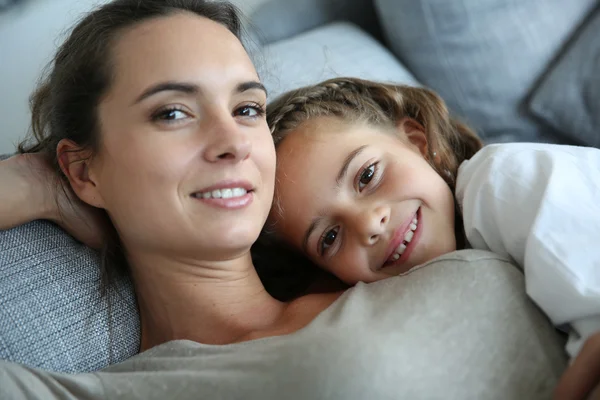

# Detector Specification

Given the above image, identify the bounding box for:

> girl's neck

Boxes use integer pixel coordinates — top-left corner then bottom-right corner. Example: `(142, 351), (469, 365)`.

(128, 250), (287, 351)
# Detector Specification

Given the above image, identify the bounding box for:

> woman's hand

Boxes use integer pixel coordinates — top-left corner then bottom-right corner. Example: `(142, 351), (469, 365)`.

(0, 153), (54, 228)
(0, 153), (106, 249)
(554, 332), (600, 400)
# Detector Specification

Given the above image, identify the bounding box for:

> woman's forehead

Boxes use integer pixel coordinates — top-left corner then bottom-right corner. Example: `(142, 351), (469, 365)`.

(108, 13), (256, 92)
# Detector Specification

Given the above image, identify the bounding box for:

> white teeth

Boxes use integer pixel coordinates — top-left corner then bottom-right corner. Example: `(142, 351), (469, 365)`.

(386, 215), (420, 264)
(194, 188), (248, 199)
(232, 188), (246, 197)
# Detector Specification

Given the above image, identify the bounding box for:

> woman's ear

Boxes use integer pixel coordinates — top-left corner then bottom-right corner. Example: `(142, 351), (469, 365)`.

(56, 139), (104, 208)
(397, 117), (428, 158)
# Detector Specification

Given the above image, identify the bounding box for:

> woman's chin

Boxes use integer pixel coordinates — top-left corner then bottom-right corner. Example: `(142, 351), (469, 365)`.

(196, 227), (261, 257)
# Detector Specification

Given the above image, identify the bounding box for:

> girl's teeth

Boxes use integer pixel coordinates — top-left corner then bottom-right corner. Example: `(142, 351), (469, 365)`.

(195, 188), (248, 199)
(387, 215), (420, 263)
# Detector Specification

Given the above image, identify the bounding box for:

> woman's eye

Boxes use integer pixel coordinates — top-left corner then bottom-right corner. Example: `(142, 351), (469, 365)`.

(234, 104), (265, 119)
(358, 163), (377, 191)
(319, 227), (339, 256)
(153, 108), (189, 123)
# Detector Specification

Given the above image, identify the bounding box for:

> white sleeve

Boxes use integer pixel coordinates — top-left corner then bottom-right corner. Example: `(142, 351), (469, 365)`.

(455, 143), (600, 356)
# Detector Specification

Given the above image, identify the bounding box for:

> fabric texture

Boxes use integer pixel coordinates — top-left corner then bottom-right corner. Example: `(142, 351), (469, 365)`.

(529, 7), (600, 147)
(0, 250), (567, 400)
(248, 0), (381, 46)
(0, 221), (140, 373)
(456, 143), (600, 356)
(373, 0), (596, 143)
(255, 22), (419, 102)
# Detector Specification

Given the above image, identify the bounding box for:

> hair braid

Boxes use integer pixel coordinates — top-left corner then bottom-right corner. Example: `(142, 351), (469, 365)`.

(267, 77), (482, 189)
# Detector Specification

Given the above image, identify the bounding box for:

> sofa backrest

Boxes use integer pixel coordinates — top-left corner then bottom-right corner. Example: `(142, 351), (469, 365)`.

(249, 0), (382, 45)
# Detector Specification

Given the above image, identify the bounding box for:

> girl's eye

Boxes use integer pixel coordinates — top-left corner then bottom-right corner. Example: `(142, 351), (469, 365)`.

(319, 227), (339, 256)
(358, 163), (377, 191)
(234, 103), (265, 119)
(152, 107), (190, 123)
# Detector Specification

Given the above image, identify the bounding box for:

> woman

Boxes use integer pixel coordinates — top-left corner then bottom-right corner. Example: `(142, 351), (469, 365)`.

(0, 0), (575, 398)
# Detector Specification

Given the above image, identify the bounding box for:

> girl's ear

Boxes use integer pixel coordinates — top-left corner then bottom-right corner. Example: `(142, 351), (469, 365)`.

(56, 139), (105, 208)
(397, 117), (428, 158)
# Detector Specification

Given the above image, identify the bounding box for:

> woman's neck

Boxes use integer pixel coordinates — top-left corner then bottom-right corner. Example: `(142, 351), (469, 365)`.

(128, 250), (287, 351)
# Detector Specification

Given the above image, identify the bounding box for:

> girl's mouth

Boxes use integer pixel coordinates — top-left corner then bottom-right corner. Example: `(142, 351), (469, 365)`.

(382, 207), (422, 268)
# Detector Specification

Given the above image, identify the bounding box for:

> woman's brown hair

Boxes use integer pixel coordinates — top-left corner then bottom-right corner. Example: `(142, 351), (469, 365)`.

(17, 0), (243, 294)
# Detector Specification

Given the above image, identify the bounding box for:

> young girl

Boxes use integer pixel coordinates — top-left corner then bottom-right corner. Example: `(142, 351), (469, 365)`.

(265, 77), (600, 360)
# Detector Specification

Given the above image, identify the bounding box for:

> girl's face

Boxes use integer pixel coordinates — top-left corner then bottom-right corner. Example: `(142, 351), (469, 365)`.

(81, 13), (276, 261)
(270, 117), (456, 284)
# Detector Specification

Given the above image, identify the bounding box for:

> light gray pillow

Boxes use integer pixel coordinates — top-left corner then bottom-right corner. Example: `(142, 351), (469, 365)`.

(255, 21), (419, 101)
(248, 0), (381, 46)
(374, 0), (597, 143)
(529, 7), (600, 147)
(0, 220), (140, 373)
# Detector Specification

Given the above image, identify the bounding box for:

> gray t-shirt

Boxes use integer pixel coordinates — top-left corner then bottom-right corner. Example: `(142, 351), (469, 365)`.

(0, 250), (567, 400)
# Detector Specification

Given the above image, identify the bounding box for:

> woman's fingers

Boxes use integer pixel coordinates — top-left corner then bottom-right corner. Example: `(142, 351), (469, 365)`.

(554, 332), (600, 400)
(54, 182), (107, 249)
(0, 153), (56, 229)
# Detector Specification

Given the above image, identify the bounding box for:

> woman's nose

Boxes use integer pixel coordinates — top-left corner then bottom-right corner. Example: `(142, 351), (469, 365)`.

(202, 117), (251, 163)
(354, 205), (390, 246)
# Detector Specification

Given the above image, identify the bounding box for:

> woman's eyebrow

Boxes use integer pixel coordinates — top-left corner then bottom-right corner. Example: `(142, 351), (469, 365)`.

(133, 80), (267, 105)
(133, 81), (198, 105)
(236, 81), (267, 96)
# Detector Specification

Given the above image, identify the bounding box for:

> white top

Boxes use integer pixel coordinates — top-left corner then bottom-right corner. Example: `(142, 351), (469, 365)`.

(456, 143), (600, 357)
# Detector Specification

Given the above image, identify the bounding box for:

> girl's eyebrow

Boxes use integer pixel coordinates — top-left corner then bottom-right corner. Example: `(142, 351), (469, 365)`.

(336, 145), (368, 187)
(302, 145), (370, 253)
(302, 217), (322, 254)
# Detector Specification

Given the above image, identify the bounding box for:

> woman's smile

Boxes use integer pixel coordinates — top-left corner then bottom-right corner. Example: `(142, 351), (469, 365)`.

(190, 181), (255, 210)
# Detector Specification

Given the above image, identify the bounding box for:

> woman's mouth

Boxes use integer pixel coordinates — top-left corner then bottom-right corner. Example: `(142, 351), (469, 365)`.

(191, 185), (255, 210)
(192, 187), (249, 199)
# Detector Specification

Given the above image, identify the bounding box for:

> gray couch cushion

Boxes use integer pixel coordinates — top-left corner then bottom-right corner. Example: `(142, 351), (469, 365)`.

(0, 220), (140, 372)
(374, 0), (596, 142)
(255, 22), (419, 101)
(529, 7), (600, 147)
(249, 0), (382, 46)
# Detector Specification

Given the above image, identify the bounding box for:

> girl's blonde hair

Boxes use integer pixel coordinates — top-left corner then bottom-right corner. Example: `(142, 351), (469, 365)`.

(267, 77), (483, 190)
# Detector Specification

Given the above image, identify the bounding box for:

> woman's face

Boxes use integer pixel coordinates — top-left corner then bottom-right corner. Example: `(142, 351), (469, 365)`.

(88, 13), (275, 261)
(270, 117), (456, 284)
